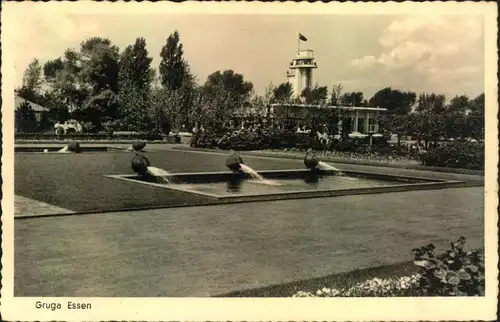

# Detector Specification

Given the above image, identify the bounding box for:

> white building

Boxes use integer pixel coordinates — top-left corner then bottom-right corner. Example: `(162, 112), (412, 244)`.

(286, 50), (318, 98)
(276, 46), (386, 136)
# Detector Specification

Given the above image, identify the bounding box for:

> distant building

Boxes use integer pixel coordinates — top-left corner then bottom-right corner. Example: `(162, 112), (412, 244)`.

(269, 103), (386, 136)
(286, 50), (318, 98)
(15, 96), (49, 122)
(275, 45), (386, 136)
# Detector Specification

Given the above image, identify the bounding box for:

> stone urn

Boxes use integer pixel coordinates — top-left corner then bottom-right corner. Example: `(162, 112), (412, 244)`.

(226, 153), (243, 172)
(132, 141), (147, 151)
(304, 151), (319, 170)
(67, 141), (81, 153)
(132, 154), (151, 175)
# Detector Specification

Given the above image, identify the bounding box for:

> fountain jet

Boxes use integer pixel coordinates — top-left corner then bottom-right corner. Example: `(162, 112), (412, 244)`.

(226, 152), (281, 186)
(131, 154), (174, 184)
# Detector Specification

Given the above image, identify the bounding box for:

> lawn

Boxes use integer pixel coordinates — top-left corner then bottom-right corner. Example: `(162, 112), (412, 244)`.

(15, 186), (483, 297)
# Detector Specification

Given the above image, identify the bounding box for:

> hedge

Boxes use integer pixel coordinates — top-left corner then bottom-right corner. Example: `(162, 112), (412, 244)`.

(420, 142), (484, 170)
(191, 129), (389, 153)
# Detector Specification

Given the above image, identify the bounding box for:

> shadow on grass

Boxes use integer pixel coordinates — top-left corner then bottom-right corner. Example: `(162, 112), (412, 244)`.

(215, 261), (417, 297)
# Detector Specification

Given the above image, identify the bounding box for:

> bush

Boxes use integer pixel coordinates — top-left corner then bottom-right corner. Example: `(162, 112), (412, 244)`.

(331, 138), (363, 152)
(412, 237), (484, 296)
(191, 131), (218, 148)
(421, 142), (484, 170)
(192, 128), (300, 151)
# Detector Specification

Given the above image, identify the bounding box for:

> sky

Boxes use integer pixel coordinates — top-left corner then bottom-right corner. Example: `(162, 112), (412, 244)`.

(11, 6), (485, 101)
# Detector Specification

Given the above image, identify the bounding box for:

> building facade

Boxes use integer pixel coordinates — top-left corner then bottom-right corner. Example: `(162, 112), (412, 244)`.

(286, 50), (318, 98)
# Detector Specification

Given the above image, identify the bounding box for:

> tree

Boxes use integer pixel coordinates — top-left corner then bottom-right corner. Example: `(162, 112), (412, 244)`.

(48, 49), (88, 119)
(416, 93), (446, 114)
(118, 37), (154, 92)
(78, 37), (121, 127)
(330, 83), (343, 106)
(15, 59), (44, 104)
(468, 93), (485, 140)
(272, 82), (293, 103)
(195, 84), (234, 132)
(469, 93), (485, 116)
(447, 95), (470, 115)
(43, 58), (64, 83)
(202, 70), (254, 121)
(301, 84), (328, 105)
(158, 31), (197, 130)
(159, 31), (188, 91)
(340, 92), (364, 106)
(369, 87), (416, 115)
(117, 37), (155, 130)
(204, 70), (253, 99)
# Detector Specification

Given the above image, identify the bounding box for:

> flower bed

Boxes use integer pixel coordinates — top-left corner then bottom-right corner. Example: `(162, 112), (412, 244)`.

(292, 237), (484, 297)
(263, 148), (420, 166)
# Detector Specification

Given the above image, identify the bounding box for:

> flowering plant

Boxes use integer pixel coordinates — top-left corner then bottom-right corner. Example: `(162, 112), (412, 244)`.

(412, 237), (485, 296)
(293, 275), (421, 298)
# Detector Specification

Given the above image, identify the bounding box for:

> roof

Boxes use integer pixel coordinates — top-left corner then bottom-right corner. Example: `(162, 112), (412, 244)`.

(270, 103), (387, 112)
(15, 96), (49, 112)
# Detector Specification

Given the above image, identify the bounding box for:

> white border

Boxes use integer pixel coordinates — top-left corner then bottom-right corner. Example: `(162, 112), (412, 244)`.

(2, 1), (498, 321)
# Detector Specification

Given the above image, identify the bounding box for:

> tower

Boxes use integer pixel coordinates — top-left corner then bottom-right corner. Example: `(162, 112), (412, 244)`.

(287, 49), (317, 99)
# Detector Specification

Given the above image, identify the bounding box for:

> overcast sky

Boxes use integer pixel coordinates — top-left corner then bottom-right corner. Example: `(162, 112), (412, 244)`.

(11, 6), (485, 100)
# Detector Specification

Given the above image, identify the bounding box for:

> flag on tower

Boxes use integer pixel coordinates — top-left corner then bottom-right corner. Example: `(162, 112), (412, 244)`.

(299, 33), (308, 41)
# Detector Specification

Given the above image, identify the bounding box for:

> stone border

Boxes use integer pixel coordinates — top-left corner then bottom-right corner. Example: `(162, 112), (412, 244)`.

(103, 169), (471, 203)
(174, 146), (485, 176)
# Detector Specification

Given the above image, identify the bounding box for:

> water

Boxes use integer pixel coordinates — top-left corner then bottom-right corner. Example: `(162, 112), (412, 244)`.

(318, 161), (343, 175)
(239, 164), (282, 186)
(146, 166), (175, 184)
(317, 161), (357, 180)
(182, 176), (393, 197)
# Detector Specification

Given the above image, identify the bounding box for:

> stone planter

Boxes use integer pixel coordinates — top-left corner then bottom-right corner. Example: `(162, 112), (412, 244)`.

(226, 153), (243, 171)
(304, 152), (319, 169)
(132, 154), (151, 175)
(132, 141), (147, 151)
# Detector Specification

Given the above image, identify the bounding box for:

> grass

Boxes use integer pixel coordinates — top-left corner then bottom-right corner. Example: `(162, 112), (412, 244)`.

(217, 261), (417, 297)
(15, 187), (484, 297)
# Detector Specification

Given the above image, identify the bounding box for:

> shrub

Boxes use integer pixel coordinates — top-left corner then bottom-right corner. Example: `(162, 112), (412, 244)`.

(191, 131), (218, 148)
(331, 138), (363, 152)
(421, 142), (484, 170)
(412, 237), (485, 296)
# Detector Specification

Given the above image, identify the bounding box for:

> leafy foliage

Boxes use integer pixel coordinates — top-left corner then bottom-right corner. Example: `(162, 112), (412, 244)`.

(159, 31), (189, 91)
(272, 82), (293, 103)
(420, 141), (484, 170)
(301, 84), (328, 105)
(369, 87), (416, 115)
(117, 37), (155, 132)
(15, 101), (38, 133)
(412, 237), (485, 296)
(340, 92), (364, 106)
